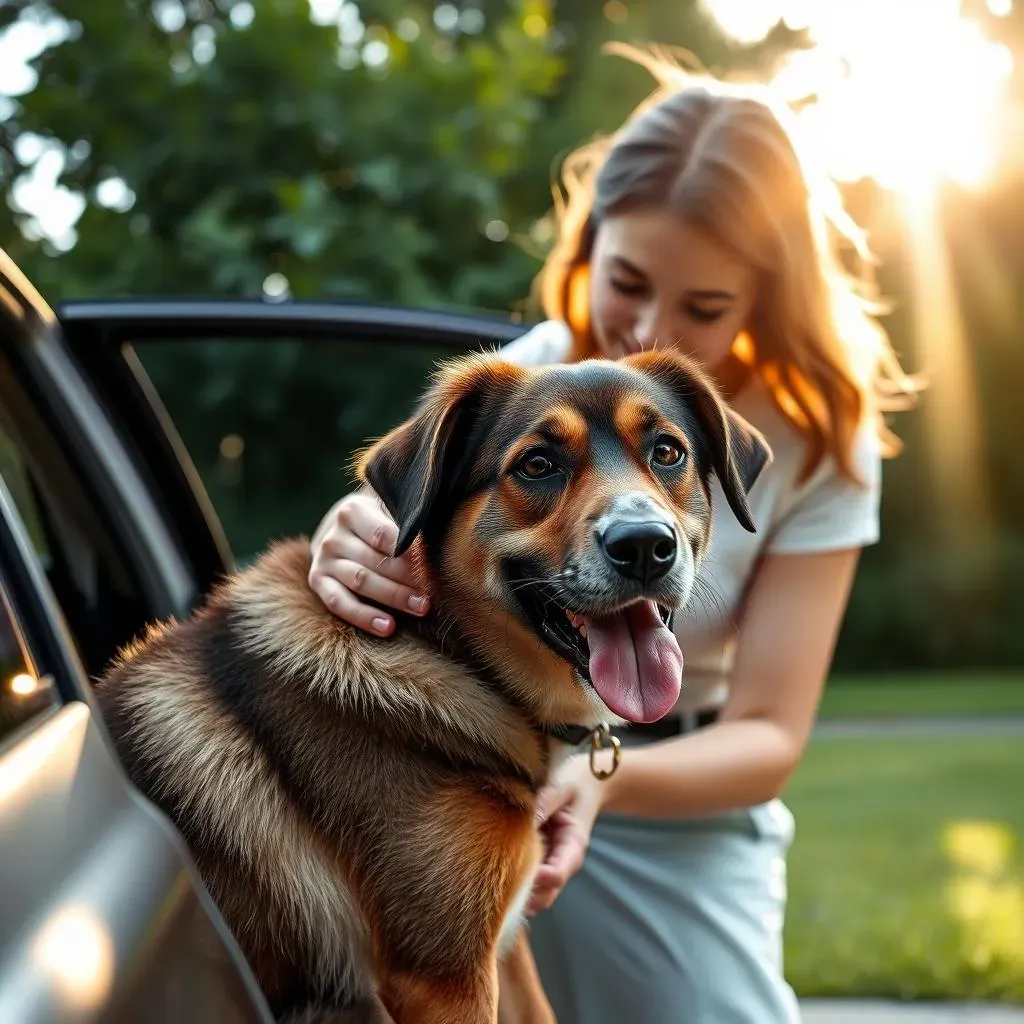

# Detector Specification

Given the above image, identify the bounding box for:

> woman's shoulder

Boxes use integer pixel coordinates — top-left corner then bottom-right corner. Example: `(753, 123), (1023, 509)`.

(731, 383), (883, 555)
(733, 379), (881, 485)
(497, 319), (573, 368)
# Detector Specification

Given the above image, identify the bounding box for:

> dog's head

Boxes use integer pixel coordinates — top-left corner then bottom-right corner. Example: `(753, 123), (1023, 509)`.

(358, 349), (771, 727)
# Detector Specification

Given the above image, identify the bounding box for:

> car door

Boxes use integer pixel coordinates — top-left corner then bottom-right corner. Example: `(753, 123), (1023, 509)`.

(0, 252), (274, 1023)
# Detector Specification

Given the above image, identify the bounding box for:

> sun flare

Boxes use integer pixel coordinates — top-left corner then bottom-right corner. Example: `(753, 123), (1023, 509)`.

(702, 0), (1016, 193)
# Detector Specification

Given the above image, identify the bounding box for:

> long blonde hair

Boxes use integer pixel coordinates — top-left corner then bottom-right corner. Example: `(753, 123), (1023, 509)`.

(533, 45), (917, 483)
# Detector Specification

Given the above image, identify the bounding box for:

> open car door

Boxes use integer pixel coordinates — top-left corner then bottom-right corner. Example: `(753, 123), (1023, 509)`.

(0, 252), (273, 1023)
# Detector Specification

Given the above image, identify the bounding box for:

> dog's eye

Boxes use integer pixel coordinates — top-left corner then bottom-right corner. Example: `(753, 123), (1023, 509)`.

(515, 451), (558, 480)
(651, 437), (685, 468)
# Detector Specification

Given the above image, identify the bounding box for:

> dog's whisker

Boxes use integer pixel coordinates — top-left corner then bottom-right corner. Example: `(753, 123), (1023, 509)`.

(506, 576), (559, 594)
(688, 575), (727, 629)
(692, 572), (726, 615)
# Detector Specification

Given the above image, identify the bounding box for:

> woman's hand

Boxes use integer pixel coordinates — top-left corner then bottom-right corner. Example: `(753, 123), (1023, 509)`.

(308, 492), (430, 636)
(526, 754), (609, 916)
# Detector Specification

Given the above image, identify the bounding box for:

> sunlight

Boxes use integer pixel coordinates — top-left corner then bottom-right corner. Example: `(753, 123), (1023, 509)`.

(901, 186), (995, 542)
(698, 0), (784, 46)
(944, 820), (1015, 875)
(32, 905), (116, 1010)
(943, 819), (1024, 971)
(703, 0), (1016, 194)
(701, 0), (1016, 546)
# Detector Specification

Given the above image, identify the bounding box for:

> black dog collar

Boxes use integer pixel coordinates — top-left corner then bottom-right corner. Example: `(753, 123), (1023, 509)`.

(539, 721), (622, 780)
(541, 722), (595, 746)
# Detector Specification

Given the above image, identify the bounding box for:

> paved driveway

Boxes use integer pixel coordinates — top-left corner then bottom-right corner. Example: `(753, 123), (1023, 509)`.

(801, 1000), (1024, 1023)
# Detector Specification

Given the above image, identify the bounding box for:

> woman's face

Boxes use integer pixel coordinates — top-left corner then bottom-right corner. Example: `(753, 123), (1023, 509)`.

(589, 207), (757, 372)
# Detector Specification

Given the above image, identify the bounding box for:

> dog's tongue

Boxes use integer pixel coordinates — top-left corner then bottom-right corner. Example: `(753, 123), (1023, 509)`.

(582, 601), (683, 723)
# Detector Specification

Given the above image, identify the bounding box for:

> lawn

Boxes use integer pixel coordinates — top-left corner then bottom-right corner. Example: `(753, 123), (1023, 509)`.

(784, 731), (1024, 1002)
(818, 671), (1024, 720)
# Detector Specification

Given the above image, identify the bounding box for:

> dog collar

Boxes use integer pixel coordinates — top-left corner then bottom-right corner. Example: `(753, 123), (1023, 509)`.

(542, 722), (593, 746)
(541, 721), (622, 781)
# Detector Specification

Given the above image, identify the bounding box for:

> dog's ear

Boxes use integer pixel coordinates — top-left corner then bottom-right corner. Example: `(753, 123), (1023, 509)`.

(630, 350), (773, 533)
(357, 354), (525, 556)
(692, 388), (772, 534)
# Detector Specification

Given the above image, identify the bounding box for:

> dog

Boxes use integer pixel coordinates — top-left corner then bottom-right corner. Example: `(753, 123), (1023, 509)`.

(94, 346), (771, 1023)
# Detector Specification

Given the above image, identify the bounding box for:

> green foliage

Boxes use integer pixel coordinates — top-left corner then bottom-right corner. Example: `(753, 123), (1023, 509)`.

(818, 672), (1024, 719)
(1, 0), (565, 308)
(836, 537), (1024, 671)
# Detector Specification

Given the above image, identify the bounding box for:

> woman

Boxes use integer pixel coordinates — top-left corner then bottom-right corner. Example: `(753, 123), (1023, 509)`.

(307, 50), (913, 1023)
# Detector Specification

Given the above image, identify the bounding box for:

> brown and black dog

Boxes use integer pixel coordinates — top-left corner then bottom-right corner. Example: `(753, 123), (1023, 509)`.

(94, 347), (771, 1023)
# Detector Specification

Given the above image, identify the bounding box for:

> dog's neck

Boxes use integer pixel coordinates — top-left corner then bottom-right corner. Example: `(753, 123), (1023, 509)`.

(397, 595), (603, 742)
(398, 537), (607, 741)
(397, 609), (599, 778)
(395, 605), (528, 714)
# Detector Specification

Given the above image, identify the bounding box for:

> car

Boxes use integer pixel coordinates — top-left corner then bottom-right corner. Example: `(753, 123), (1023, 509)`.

(0, 246), (526, 1023)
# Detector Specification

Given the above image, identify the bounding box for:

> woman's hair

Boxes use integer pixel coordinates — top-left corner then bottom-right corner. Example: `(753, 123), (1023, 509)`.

(533, 45), (918, 483)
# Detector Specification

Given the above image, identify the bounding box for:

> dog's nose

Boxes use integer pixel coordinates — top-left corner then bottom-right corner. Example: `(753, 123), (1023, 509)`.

(599, 519), (677, 586)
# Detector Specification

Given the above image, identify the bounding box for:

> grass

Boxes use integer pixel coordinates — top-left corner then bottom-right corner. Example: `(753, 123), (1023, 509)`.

(784, 731), (1024, 1002)
(818, 671), (1024, 720)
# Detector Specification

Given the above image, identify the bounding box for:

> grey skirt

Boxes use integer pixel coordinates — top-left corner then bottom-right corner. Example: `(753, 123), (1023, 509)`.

(527, 798), (802, 1024)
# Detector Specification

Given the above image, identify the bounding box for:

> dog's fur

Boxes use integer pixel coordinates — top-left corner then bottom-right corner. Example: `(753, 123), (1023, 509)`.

(94, 348), (771, 1023)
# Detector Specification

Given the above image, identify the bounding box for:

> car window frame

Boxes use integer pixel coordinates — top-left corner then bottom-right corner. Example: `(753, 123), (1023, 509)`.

(0, 467), (277, 1024)
(0, 271), (199, 627)
(57, 298), (530, 591)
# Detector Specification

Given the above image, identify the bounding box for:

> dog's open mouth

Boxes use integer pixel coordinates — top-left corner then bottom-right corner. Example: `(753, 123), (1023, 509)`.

(511, 576), (683, 724)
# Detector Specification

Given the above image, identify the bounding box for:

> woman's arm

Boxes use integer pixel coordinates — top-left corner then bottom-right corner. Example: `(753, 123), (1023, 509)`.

(602, 546), (861, 818)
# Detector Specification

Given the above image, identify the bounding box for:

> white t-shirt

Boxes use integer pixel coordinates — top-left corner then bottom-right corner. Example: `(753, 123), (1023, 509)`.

(499, 320), (882, 713)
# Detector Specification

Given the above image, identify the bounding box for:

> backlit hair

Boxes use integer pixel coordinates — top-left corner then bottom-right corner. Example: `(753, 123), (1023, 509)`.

(533, 44), (918, 482)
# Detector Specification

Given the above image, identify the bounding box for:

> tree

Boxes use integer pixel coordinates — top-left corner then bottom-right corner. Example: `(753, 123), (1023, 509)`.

(0, 0), (565, 309)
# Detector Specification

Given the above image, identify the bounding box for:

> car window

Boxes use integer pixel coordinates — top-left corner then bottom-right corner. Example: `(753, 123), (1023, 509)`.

(0, 411), (51, 563)
(131, 336), (454, 563)
(0, 346), (152, 678)
(0, 576), (58, 750)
